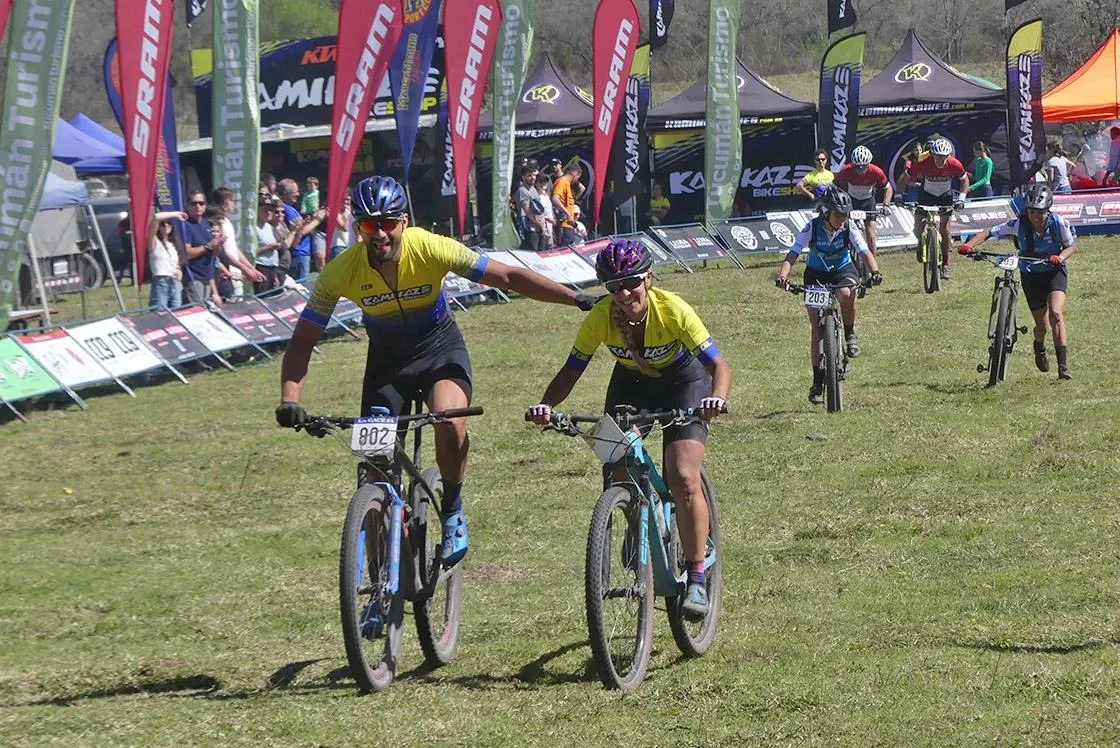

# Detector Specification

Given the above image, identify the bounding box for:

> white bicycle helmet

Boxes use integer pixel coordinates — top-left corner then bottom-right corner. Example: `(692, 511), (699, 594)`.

(930, 138), (953, 157)
(851, 146), (873, 167)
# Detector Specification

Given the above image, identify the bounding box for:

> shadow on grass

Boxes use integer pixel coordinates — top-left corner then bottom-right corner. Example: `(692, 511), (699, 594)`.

(956, 637), (1117, 655)
(25, 674), (221, 706)
(442, 640), (593, 690)
(880, 380), (981, 395)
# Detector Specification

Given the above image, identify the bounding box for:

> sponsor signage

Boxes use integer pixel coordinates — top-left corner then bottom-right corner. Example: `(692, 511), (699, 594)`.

(123, 309), (214, 365)
(0, 336), (60, 403)
(12, 329), (114, 389)
(647, 224), (729, 262)
(68, 318), (165, 379)
(257, 288), (307, 329)
(217, 298), (292, 343)
(173, 305), (252, 353)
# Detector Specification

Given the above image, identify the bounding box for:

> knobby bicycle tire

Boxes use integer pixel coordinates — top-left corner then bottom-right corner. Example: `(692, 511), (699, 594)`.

(667, 467), (723, 657)
(339, 484), (405, 693)
(412, 467), (464, 666)
(585, 486), (654, 692)
(924, 224), (940, 294)
(823, 313), (843, 413)
(989, 285), (1012, 386)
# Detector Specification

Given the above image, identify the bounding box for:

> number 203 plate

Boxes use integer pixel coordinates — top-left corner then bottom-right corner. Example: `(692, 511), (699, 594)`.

(351, 416), (398, 458)
(803, 286), (832, 309)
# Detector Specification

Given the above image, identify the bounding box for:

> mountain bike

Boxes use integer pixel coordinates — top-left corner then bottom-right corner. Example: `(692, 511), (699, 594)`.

(289, 403), (484, 692)
(784, 280), (867, 413)
(848, 205), (887, 298)
(906, 202), (953, 294)
(965, 251), (1051, 386)
(530, 406), (723, 691)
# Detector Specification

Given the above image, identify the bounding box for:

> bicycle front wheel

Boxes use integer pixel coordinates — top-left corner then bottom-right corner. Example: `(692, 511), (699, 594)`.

(339, 484), (405, 693)
(585, 486), (654, 691)
(988, 284), (1012, 386)
(667, 467), (723, 656)
(923, 224), (940, 294)
(412, 467), (464, 666)
(823, 313), (843, 413)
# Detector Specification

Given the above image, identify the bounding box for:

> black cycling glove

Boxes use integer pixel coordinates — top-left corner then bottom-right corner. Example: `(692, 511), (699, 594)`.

(275, 401), (307, 429)
(575, 293), (601, 311)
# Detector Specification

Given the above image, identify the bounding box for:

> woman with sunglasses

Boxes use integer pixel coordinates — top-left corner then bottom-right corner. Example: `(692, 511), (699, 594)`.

(796, 149), (835, 203)
(525, 240), (732, 619)
(277, 175), (596, 567)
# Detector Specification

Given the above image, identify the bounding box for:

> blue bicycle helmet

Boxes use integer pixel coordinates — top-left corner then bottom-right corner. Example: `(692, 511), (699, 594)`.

(351, 175), (408, 218)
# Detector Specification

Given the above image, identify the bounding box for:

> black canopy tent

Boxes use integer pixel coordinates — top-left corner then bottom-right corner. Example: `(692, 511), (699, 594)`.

(647, 59), (818, 219)
(856, 30), (1006, 189)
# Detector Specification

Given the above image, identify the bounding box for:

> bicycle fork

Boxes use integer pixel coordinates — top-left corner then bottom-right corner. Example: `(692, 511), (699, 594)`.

(358, 483), (405, 639)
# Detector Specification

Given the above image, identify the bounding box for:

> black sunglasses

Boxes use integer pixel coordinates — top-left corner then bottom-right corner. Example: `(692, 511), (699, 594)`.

(189, 200), (206, 206)
(605, 275), (645, 294)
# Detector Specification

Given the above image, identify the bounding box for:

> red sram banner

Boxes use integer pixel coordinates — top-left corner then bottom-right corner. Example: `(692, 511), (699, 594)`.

(0, 1), (12, 42)
(591, 0), (640, 226)
(116, 0), (176, 285)
(444, 0), (502, 235)
(326, 0), (403, 246)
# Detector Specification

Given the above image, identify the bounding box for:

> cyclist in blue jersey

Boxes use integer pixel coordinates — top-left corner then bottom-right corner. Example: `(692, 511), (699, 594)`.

(276, 175), (597, 566)
(958, 184), (1076, 379)
(775, 185), (883, 404)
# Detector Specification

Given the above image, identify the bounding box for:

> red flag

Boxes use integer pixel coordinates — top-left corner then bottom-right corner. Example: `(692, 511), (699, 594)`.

(326, 0), (403, 247)
(591, 0), (640, 225)
(444, 0), (502, 235)
(0, 1), (12, 42)
(116, 0), (175, 287)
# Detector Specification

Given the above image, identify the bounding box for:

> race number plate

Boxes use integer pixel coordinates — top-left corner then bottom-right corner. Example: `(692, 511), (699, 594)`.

(849, 210), (866, 221)
(351, 416), (398, 458)
(996, 255), (1019, 271)
(587, 415), (631, 465)
(803, 286), (832, 309)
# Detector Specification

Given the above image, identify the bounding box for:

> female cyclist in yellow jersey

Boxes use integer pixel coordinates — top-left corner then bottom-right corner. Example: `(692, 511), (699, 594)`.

(796, 149), (835, 201)
(525, 240), (732, 619)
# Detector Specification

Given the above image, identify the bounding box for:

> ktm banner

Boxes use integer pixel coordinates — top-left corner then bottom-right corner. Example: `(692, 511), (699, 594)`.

(116, 0), (175, 288)
(489, 0), (535, 250)
(818, 32), (864, 171)
(325, 0), (403, 247)
(649, 0), (673, 50)
(0, 0), (75, 333)
(608, 44), (650, 210)
(827, 0), (857, 35)
(704, 0), (740, 225)
(591, 0), (640, 225)
(446, 0), (502, 235)
(389, 0), (443, 184)
(1006, 19), (1044, 190)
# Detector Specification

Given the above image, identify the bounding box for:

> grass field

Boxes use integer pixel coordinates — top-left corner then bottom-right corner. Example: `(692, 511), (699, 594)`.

(2, 237), (1119, 745)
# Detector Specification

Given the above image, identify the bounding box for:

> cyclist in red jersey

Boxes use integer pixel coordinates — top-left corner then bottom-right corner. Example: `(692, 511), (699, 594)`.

(897, 138), (970, 279)
(834, 145), (893, 257)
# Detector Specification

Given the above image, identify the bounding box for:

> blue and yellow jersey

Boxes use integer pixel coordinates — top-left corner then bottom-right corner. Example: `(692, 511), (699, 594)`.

(300, 227), (488, 340)
(566, 287), (720, 373)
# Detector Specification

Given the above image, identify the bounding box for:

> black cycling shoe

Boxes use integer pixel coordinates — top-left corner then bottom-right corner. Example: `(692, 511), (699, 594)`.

(808, 383), (824, 405)
(1033, 341), (1050, 373)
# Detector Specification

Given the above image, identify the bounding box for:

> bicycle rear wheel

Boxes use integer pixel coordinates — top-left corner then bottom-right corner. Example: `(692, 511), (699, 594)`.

(923, 224), (940, 294)
(585, 486), (654, 691)
(822, 313), (843, 413)
(667, 467), (723, 656)
(412, 467), (464, 666)
(339, 484), (405, 693)
(988, 285), (1012, 386)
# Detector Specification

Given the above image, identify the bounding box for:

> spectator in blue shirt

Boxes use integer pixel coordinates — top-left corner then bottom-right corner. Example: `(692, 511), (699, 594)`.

(278, 178), (327, 280)
(181, 190), (223, 306)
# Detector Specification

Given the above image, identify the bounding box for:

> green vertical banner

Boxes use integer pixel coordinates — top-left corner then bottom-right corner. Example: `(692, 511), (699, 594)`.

(703, 0), (740, 227)
(0, 0), (75, 333)
(212, 0), (260, 262)
(489, 0), (535, 248)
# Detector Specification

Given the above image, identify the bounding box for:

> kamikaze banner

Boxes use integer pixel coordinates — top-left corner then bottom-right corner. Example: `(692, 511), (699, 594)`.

(608, 43), (650, 211)
(437, 79), (456, 198)
(591, 0), (640, 225)
(187, 0), (206, 26)
(116, 0), (176, 286)
(104, 38), (184, 216)
(827, 0), (857, 35)
(704, 0), (740, 225)
(1006, 19), (1044, 190)
(389, 0), (443, 184)
(1005, 0), (1028, 10)
(489, 0), (535, 249)
(212, 0), (260, 262)
(0, 0), (75, 334)
(326, 0), (403, 247)
(649, 0), (673, 50)
(818, 32), (864, 171)
(445, 0), (502, 235)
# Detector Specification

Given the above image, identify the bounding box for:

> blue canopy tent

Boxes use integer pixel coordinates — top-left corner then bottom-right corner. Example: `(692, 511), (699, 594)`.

(40, 171), (91, 210)
(52, 117), (126, 174)
(68, 113), (126, 153)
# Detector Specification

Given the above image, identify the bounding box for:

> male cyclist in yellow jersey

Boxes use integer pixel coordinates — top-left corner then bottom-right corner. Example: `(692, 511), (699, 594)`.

(277, 175), (596, 567)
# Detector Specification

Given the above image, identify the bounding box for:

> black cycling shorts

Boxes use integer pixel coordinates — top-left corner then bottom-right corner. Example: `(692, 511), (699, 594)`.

(604, 356), (711, 447)
(803, 265), (860, 288)
(917, 190), (954, 208)
(851, 196), (878, 216)
(1020, 268), (1068, 311)
(360, 324), (472, 416)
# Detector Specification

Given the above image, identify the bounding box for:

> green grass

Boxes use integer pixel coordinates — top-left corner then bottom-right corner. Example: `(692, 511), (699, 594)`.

(3, 238), (1120, 745)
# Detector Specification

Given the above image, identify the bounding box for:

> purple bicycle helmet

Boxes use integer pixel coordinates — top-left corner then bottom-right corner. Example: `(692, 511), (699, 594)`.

(595, 239), (653, 282)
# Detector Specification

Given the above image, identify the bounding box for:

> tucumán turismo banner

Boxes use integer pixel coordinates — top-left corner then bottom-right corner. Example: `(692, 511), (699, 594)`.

(0, 0), (75, 334)
(212, 0), (260, 263)
(818, 32), (864, 172)
(704, 0), (741, 226)
(116, 0), (175, 287)
(325, 0), (403, 247)
(388, 0), (443, 185)
(489, 0), (535, 250)
(1005, 19), (1044, 191)
(445, 0), (502, 235)
(591, 0), (640, 225)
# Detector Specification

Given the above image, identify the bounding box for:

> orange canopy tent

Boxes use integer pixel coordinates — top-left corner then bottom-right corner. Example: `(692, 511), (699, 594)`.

(1042, 28), (1120, 122)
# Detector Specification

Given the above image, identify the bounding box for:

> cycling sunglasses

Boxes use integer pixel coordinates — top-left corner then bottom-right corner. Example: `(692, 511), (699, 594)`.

(605, 274), (646, 294)
(356, 216), (403, 234)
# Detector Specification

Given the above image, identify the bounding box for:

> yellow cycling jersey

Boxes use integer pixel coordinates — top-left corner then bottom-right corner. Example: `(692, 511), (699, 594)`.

(567, 287), (720, 373)
(802, 168), (835, 188)
(300, 227), (488, 341)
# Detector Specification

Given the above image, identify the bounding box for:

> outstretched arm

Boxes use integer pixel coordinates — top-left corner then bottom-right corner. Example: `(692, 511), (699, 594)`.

(479, 261), (580, 307)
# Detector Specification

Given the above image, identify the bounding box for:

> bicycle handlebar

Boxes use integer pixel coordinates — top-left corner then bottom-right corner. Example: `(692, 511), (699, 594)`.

(531, 404), (728, 433)
(966, 250), (1053, 267)
(784, 280), (866, 294)
(296, 406), (485, 433)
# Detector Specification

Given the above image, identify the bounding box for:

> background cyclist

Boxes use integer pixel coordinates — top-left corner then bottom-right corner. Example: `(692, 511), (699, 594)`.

(276, 175), (596, 567)
(958, 184), (1076, 380)
(774, 186), (882, 404)
(834, 145), (894, 257)
(525, 240), (732, 620)
(897, 137), (970, 280)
